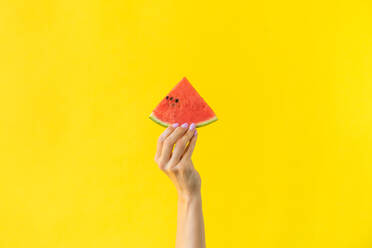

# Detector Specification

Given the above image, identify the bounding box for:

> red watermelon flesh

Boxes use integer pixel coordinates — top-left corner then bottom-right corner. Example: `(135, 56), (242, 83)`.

(149, 77), (217, 127)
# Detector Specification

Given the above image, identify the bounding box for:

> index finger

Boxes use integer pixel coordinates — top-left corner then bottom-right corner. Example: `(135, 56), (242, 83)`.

(155, 123), (179, 160)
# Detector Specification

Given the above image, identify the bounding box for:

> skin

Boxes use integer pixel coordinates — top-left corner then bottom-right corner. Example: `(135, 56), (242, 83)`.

(155, 123), (206, 248)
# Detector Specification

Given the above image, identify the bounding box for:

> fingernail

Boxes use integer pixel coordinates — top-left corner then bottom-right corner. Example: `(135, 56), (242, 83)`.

(172, 123), (179, 128)
(189, 123), (195, 130)
(181, 123), (188, 128)
(194, 129), (198, 136)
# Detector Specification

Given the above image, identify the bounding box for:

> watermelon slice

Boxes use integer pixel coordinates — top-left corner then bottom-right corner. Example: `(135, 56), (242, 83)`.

(149, 77), (217, 128)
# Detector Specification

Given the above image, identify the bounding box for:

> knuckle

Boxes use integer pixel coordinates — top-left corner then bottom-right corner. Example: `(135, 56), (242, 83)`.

(180, 137), (188, 145)
(169, 167), (179, 174)
(187, 130), (194, 137)
(175, 128), (185, 136)
(163, 138), (172, 147)
(157, 135), (164, 143)
(157, 157), (168, 169)
(176, 139), (187, 147)
(180, 164), (189, 171)
(177, 165), (185, 173)
(164, 166), (173, 173)
(182, 136), (189, 142)
(158, 162), (166, 171)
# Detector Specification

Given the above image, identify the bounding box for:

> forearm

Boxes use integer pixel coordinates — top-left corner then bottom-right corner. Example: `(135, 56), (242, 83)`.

(176, 192), (206, 248)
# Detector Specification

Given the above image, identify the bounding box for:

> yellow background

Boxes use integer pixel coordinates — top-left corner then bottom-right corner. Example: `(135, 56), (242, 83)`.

(0, 0), (371, 247)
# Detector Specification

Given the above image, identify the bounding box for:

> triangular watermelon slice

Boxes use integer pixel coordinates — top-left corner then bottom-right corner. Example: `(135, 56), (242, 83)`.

(149, 77), (217, 128)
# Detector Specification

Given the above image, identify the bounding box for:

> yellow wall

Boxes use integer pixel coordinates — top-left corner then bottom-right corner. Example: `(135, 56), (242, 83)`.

(0, 0), (371, 247)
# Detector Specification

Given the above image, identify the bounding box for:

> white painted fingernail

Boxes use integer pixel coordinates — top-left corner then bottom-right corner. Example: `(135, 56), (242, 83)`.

(181, 123), (188, 128)
(172, 123), (179, 128)
(189, 123), (195, 130)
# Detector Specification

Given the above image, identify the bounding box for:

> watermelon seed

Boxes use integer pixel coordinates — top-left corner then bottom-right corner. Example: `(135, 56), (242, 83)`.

(175, 99), (179, 103)
(170, 97), (173, 100)
(166, 96), (169, 99)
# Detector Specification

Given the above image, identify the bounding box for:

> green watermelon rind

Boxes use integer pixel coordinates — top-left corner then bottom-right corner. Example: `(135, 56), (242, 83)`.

(195, 116), (218, 127)
(149, 112), (217, 128)
(149, 112), (169, 127)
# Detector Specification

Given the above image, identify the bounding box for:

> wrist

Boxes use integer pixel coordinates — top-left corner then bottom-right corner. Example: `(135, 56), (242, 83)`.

(178, 190), (202, 204)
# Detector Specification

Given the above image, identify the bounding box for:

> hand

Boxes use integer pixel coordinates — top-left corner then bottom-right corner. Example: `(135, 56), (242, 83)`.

(155, 123), (201, 200)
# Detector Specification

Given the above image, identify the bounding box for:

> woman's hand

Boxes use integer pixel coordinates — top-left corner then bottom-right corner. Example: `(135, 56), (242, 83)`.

(155, 123), (206, 248)
(154, 123), (201, 200)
